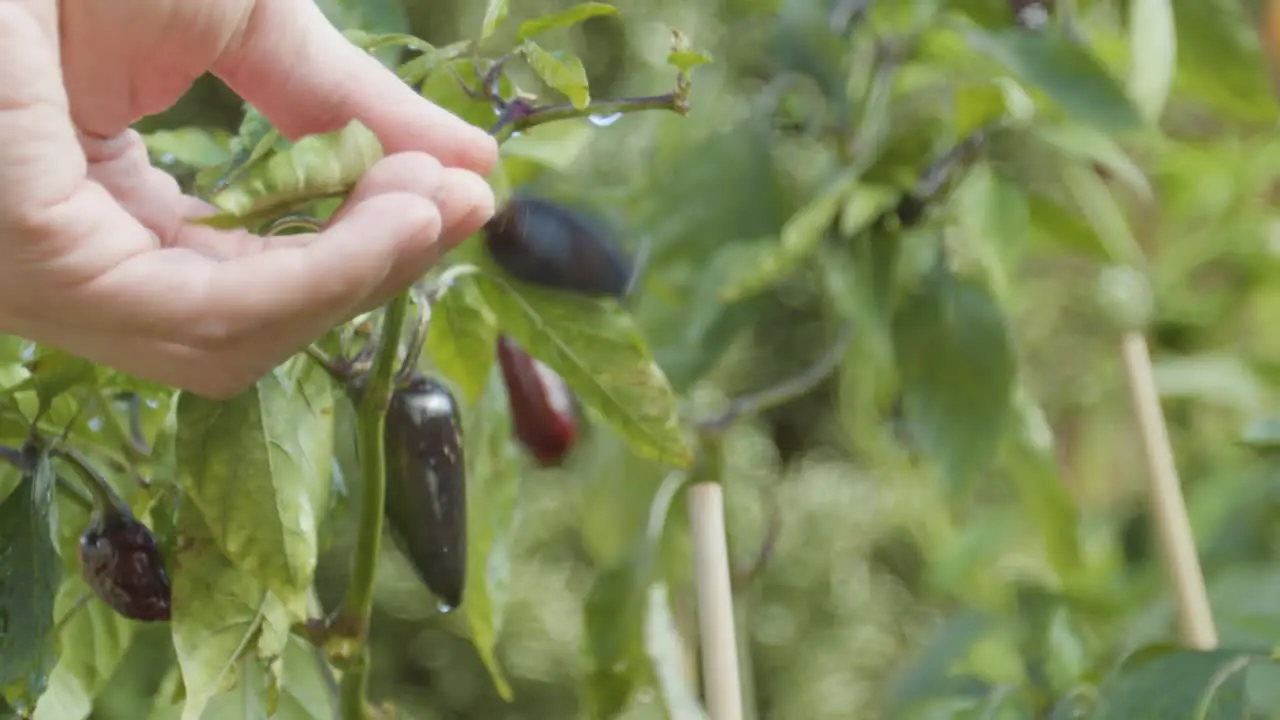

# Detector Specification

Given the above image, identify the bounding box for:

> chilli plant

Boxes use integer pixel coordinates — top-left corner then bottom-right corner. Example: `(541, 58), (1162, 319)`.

(0, 2), (753, 719)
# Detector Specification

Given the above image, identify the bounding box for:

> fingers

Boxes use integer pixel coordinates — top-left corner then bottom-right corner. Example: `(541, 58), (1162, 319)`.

(213, 0), (498, 176)
(0, 4), (87, 220)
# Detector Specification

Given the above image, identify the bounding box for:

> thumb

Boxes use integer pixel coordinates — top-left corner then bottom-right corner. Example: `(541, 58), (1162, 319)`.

(213, 0), (497, 176)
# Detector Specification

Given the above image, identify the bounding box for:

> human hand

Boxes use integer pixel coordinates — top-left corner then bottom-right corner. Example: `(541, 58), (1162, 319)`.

(0, 0), (499, 398)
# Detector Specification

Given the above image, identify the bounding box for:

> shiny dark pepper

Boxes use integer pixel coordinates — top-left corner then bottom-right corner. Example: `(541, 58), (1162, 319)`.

(496, 334), (577, 467)
(483, 193), (635, 299)
(381, 373), (468, 610)
(79, 513), (172, 622)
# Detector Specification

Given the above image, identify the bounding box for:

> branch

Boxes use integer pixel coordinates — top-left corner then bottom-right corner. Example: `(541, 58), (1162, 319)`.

(696, 321), (855, 436)
(489, 92), (690, 142)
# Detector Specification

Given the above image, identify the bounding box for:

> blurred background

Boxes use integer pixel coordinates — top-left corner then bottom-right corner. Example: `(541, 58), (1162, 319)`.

(90, 0), (1280, 717)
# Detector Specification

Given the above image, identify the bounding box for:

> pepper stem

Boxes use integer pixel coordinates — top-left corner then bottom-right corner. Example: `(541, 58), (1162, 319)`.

(51, 445), (133, 522)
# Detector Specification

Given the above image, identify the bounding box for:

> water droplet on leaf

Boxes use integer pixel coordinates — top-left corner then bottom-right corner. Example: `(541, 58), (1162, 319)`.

(588, 112), (623, 127)
(88, 416), (104, 432)
(436, 601), (456, 614)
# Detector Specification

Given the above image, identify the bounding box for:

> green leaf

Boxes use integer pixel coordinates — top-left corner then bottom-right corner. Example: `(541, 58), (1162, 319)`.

(583, 471), (688, 718)
(667, 49), (713, 75)
(274, 637), (337, 719)
(397, 40), (472, 87)
(141, 129), (234, 169)
(479, 0), (509, 40)
(418, 58), (514, 131)
(31, 577), (135, 720)
(0, 445), (59, 707)
(343, 30), (434, 56)
(0, 449), (60, 710)
(200, 120), (383, 227)
(966, 28), (1144, 133)
(892, 269), (1016, 490)
(474, 274), (692, 467)
(1001, 389), (1082, 581)
(1060, 162), (1142, 264)
(425, 273), (500, 405)
(1, 348), (96, 420)
(667, 29), (713, 74)
(1094, 647), (1261, 718)
(170, 506), (290, 720)
(1127, 0), (1177, 123)
(1030, 123), (1152, 200)
(461, 370), (523, 701)
(520, 42), (591, 109)
(198, 106), (288, 200)
(954, 163), (1029, 301)
(718, 171), (865, 302)
(644, 583), (708, 720)
(174, 364), (334, 619)
(318, 0), (409, 67)
(518, 3), (619, 41)
(1171, 0), (1275, 124)
(889, 612), (990, 709)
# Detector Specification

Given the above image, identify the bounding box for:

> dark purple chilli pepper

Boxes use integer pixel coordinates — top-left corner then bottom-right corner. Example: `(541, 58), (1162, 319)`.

(49, 443), (172, 622)
(78, 512), (172, 622)
(483, 193), (635, 300)
(381, 373), (467, 610)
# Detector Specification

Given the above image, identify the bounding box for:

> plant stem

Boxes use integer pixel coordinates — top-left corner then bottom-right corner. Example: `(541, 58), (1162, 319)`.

(91, 387), (149, 462)
(490, 93), (690, 141)
(697, 321), (854, 436)
(1120, 331), (1217, 649)
(337, 291), (412, 719)
(52, 445), (132, 520)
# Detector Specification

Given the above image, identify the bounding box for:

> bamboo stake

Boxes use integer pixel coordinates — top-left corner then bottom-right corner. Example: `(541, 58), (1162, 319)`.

(1120, 330), (1217, 649)
(689, 482), (745, 720)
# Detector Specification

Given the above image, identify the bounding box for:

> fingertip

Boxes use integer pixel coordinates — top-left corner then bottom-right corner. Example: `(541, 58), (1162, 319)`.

(436, 167), (498, 247)
(331, 191), (444, 266)
(467, 131), (501, 177)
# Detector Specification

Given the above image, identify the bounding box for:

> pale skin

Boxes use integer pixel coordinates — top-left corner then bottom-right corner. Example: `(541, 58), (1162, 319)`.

(0, 0), (500, 398)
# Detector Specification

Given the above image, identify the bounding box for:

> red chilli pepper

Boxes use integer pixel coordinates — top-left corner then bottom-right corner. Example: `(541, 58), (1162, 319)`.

(496, 334), (578, 467)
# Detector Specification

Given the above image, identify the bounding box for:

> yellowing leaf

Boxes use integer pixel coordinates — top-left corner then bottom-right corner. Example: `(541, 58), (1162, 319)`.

(200, 120), (382, 228)
(170, 508), (290, 720)
(32, 577), (135, 720)
(174, 364), (334, 618)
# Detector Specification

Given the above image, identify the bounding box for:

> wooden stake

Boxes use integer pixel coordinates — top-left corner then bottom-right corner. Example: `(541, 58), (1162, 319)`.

(1121, 331), (1217, 649)
(688, 482), (745, 720)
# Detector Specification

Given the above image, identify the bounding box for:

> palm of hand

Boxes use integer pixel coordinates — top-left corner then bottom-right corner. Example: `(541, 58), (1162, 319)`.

(0, 0), (497, 398)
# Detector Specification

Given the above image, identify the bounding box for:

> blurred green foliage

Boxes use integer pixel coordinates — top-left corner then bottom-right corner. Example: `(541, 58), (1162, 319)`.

(9, 0), (1280, 718)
